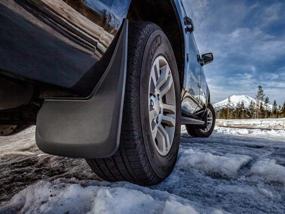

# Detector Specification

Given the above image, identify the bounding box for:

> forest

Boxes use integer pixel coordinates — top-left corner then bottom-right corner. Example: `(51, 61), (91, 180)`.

(216, 86), (285, 119)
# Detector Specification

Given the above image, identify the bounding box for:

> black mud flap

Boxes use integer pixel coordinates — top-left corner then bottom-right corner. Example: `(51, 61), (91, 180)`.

(36, 21), (128, 159)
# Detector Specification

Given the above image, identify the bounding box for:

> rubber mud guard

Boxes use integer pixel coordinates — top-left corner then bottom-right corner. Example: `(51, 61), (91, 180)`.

(36, 21), (128, 159)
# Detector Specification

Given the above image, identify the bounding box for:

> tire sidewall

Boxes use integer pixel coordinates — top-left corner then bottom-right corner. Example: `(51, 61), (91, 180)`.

(186, 104), (216, 138)
(139, 28), (181, 178)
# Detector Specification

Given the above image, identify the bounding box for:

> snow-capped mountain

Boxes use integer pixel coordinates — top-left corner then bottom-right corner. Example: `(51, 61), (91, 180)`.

(214, 95), (272, 110)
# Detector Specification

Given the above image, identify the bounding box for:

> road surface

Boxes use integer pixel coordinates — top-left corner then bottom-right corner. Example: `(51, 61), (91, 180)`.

(0, 125), (284, 213)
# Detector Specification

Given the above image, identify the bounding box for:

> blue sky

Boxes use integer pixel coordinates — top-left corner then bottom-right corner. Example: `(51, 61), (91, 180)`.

(189, 0), (285, 105)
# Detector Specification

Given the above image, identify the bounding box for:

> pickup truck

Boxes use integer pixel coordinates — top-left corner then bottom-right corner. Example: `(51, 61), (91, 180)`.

(0, 0), (215, 185)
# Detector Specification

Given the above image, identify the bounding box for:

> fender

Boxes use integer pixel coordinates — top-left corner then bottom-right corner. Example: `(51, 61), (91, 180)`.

(36, 20), (128, 159)
(0, 0), (131, 97)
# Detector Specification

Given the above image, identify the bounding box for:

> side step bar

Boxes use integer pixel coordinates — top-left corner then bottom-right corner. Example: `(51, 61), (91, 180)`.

(181, 116), (205, 126)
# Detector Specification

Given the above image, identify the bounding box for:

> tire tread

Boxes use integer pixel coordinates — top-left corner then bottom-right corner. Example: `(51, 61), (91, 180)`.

(87, 22), (178, 185)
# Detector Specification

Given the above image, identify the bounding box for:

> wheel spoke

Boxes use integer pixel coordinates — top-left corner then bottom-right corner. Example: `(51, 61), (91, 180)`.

(157, 124), (171, 153)
(160, 75), (173, 96)
(149, 109), (156, 122)
(151, 67), (158, 86)
(152, 124), (158, 139)
(161, 115), (176, 127)
(155, 65), (170, 90)
(162, 103), (176, 114)
(155, 60), (160, 80)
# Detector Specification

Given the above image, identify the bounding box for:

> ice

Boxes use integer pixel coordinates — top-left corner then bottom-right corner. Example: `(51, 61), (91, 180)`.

(250, 159), (285, 185)
(178, 149), (252, 178)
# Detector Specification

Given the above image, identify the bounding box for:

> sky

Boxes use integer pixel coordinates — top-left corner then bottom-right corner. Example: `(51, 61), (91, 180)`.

(188, 0), (285, 105)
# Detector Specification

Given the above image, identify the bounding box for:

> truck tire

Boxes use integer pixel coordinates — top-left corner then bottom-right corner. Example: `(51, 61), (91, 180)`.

(87, 22), (181, 185)
(186, 104), (216, 138)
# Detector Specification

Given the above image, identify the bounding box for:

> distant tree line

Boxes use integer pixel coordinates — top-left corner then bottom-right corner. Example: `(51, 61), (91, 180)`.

(217, 86), (285, 119)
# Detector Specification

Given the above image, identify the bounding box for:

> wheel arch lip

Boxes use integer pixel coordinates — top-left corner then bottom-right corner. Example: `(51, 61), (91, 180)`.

(127, 0), (186, 87)
(170, 0), (187, 87)
(0, 0), (185, 97)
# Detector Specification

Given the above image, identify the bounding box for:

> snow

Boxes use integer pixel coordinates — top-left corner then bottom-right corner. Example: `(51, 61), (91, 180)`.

(216, 118), (285, 130)
(1, 121), (285, 213)
(215, 119), (285, 141)
(1, 180), (221, 214)
(250, 159), (285, 185)
(178, 149), (252, 178)
(214, 95), (272, 110)
(0, 126), (36, 156)
(163, 201), (199, 214)
(0, 126), (96, 203)
(215, 126), (285, 141)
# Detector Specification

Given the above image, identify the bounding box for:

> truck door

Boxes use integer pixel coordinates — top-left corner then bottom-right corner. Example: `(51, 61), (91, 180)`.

(177, 0), (203, 109)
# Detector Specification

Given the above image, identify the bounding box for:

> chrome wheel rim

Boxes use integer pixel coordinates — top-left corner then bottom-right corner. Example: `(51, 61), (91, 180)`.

(148, 56), (176, 156)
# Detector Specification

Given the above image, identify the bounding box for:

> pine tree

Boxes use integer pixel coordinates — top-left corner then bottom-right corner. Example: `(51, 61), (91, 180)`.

(272, 100), (278, 118)
(259, 102), (265, 118)
(256, 85), (265, 101)
(264, 96), (270, 118)
(226, 97), (231, 119)
(256, 85), (265, 118)
(216, 109), (223, 119)
(278, 105), (282, 118)
(249, 101), (255, 119)
(220, 108), (226, 119)
(240, 101), (245, 119)
(282, 102), (285, 117)
(235, 102), (241, 119)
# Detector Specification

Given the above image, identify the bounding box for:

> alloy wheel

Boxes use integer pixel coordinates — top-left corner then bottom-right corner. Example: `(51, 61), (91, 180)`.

(148, 56), (176, 156)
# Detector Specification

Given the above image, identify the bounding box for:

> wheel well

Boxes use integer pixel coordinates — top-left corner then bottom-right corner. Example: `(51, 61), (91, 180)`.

(128, 0), (185, 86)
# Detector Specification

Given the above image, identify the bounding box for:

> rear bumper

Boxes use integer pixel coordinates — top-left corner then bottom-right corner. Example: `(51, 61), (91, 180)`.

(0, 0), (124, 96)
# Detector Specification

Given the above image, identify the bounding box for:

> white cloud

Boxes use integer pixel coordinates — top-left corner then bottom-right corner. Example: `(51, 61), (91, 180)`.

(188, 0), (285, 104)
(262, 3), (283, 25)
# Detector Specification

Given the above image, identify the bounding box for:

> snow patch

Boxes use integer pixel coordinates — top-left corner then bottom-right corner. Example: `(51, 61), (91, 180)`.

(216, 118), (285, 130)
(178, 149), (252, 178)
(181, 125), (187, 134)
(162, 200), (198, 214)
(250, 159), (285, 185)
(0, 181), (207, 214)
(257, 188), (274, 199)
(0, 126), (36, 156)
(215, 127), (285, 140)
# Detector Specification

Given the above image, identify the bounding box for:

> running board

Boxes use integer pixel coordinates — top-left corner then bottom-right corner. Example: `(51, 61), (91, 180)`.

(181, 116), (205, 125)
